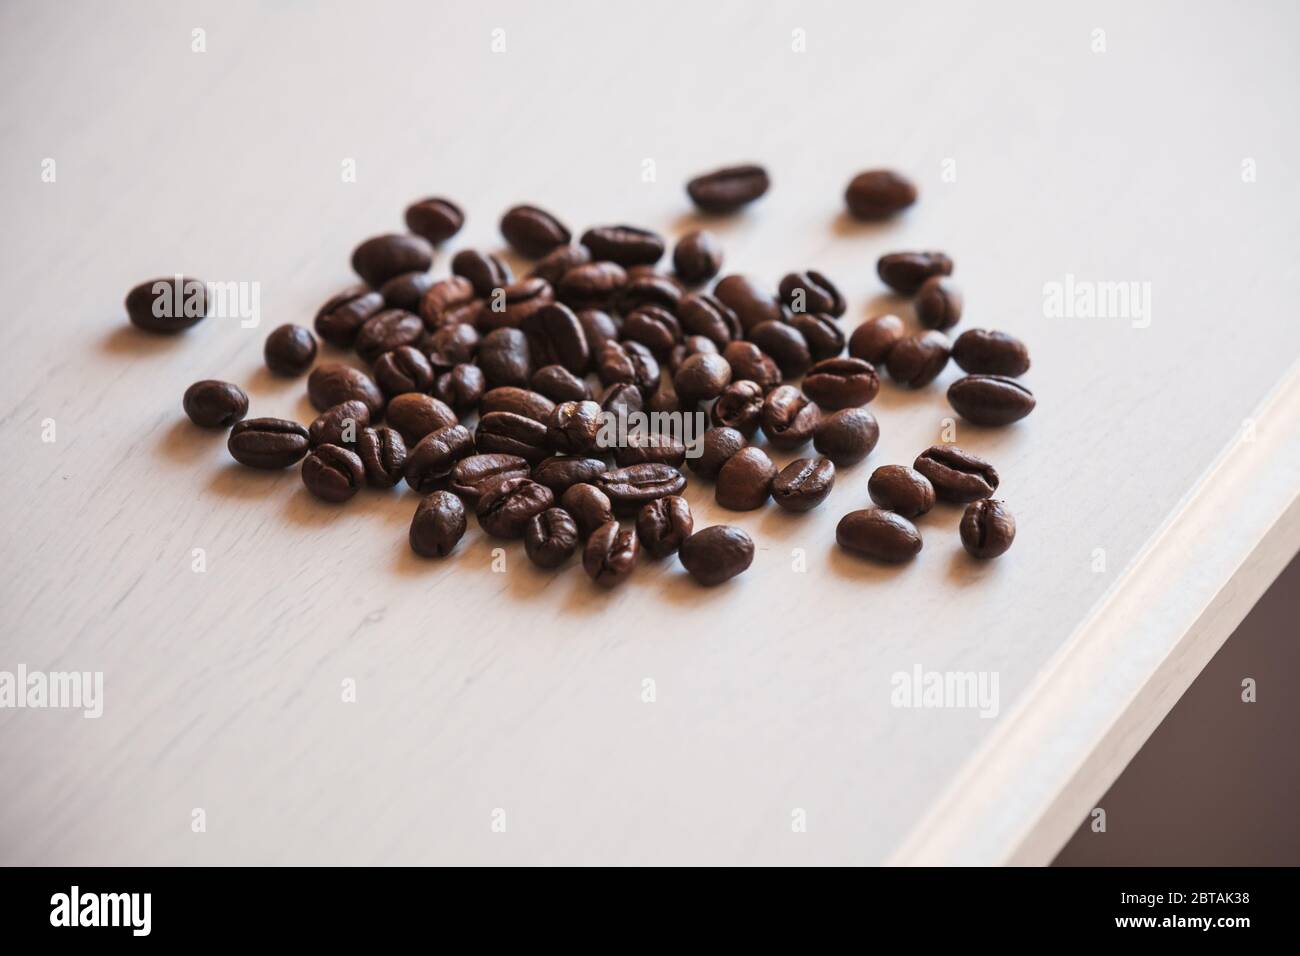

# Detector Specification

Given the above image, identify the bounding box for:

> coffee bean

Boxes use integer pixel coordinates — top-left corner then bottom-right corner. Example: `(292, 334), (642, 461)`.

(836, 509), (922, 562)
(476, 476), (555, 538)
(385, 393), (458, 446)
(404, 424), (474, 493)
(960, 499), (1016, 559)
(432, 363), (486, 411)
(475, 411), (550, 463)
(519, 302), (589, 374)
(125, 276), (208, 333)
(546, 400), (603, 454)
(669, 335), (719, 375)
(524, 508), (580, 568)
(500, 204), (571, 258)
(372, 345), (434, 396)
(673, 230), (723, 284)
(558, 261), (627, 309)
(771, 457), (835, 512)
(686, 164), (770, 214)
(183, 380), (248, 429)
(419, 276), (480, 329)
(228, 418), (310, 469)
(614, 271), (684, 316)
(761, 385), (820, 450)
(404, 197), (464, 245)
(749, 321), (812, 377)
(802, 357), (879, 409)
(867, 465), (935, 517)
(478, 387), (552, 423)
(560, 483), (614, 538)
(886, 331), (951, 388)
(315, 286), (386, 348)
(673, 352), (731, 405)
(357, 426), (407, 488)
(531, 364), (591, 403)
(635, 496), (693, 558)
(480, 277), (554, 331)
(844, 169), (917, 221)
(351, 233), (433, 287)
(421, 321), (480, 371)
(409, 490), (467, 557)
(622, 305), (682, 358)
(597, 340), (659, 396)
(580, 225), (665, 267)
(533, 456), (608, 494)
(379, 271), (436, 312)
(714, 275), (785, 334)
(614, 431), (686, 468)
(916, 276), (963, 330)
(476, 327), (532, 389)
(716, 446), (776, 510)
(599, 382), (644, 419)
(577, 308), (621, 357)
(301, 444), (365, 502)
(848, 314), (906, 365)
(679, 525), (754, 585)
(789, 313), (845, 362)
(264, 324), (318, 376)
(951, 329), (1031, 377)
(779, 270), (846, 317)
(722, 340), (782, 391)
(583, 520), (639, 587)
(711, 380), (764, 436)
(813, 407), (879, 466)
(679, 293), (741, 348)
(877, 251), (953, 295)
(596, 463), (687, 514)
(947, 375), (1036, 426)
(355, 309), (424, 363)
(309, 400), (370, 448)
(449, 453), (530, 499)
(307, 363), (385, 416)
(913, 445), (999, 503)
(530, 244), (591, 285)
(451, 249), (513, 297)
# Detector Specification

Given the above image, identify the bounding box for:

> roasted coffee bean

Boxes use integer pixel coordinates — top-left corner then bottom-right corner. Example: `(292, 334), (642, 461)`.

(546, 400), (603, 454)
(673, 352), (731, 405)
(577, 308), (621, 357)
(679, 525), (754, 585)
(531, 364), (590, 402)
(722, 340), (782, 391)
(355, 309), (423, 363)
(583, 520), (639, 587)
(877, 251), (953, 295)
(779, 270), (846, 317)
(672, 230), (723, 284)
(916, 276), (963, 330)
(227, 417), (310, 469)
(476, 327), (532, 389)
(404, 197), (464, 245)
(558, 261), (627, 309)
(372, 345), (434, 397)
(887, 331), (951, 388)
(951, 329), (1031, 377)
(960, 499), (1016, 559)
(477, 476), (554, 538)
(264, 324), (317, 376)
(711, 380), (764, 436)
(714, 275), (785, 333)
(614, 431), (686, 468)
(749, 320), (812, 377)
(315, 286), (385, 348)
(351, 233), (433, 287)
(125, 276), (208, 333)
(449, 453), (530, 499)
(802, 357), (879, 409)
(761, 385), (820, 450)
(309, 400), (370, 448)
(530, 244), (591, 285)
(716, 446), (776, 510)
(814, 407), (878, 465)
(947, 375), (1036, 426)
(357, 426), (407, 488)
(385, 393), (458, 446)
(380, 271), (436, 312)
(301, 444), (365, 503)
(431, 363), (485, 411)
(409, 490), (467, 557)
(420, 321), (479, 371)
(636, 496), (693, 558)
(307, 363), (384, 416)
(867, 465), (935, 518)
(475, 411), (550, 463)
(482, 386), (556, 423)
(480, 277), (554, 331)
(500, 204), (571, 258)
(419, 276), (480, 329)
(532, 456), (608, 494)
(669, 335), (720, 375)
(403, 423), (474, 492)
(580, 225), (665, 267)
(519, 302), (589, 373)
(614, 271), (684, 316)
(596, 340), (659, 396)
(599, 381), (644, 418)
(678, 292), (741, 348)
(560, 483), (614, 538)
(183, 380), (248, 429)
(790, 313), (845, 362)
(836, 509), (922, 562)
(848, 314), (906, 364)
(524, 508), (580, 568)
(689, 426), (746, 480)
(844, 169), (917, 221)
(647, 377), (684, 416)
(771, 457), (835, 512)
(913, 445), (999, 503)
(596, 463), (687, 514)
(622, 305), (681, 358)
(686, 164), (770, 214)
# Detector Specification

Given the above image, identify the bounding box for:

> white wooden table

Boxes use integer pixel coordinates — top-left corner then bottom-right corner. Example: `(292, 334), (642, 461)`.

(2, 0), (1297, 865)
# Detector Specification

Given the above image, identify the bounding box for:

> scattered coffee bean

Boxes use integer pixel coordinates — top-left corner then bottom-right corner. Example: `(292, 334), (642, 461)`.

(947, 375), (1036, 426)
(372, 345), (434, 396)
(596, 463), (687, 514)
(432, 363), (486, 411)
(913, 445), (999, 503)
(615, 271), (684, 316)
(351, 233), (433, 287)
(301, 443), (365, 503)
(576, 308), (621, 357)
(877, 251), (953, 295)
(308, 364), (385, 419)
(848, 314), (906, 365)
(749, 320), (812, 377)
(686, 164), (770, 213)
(419, 275), (481, 328)
(635, 496), (693, 558)
(614, 431), (686, 468)
(475, 410), (550, 463)
(449, 453), (530, 499)
(771, 457), (835, 512)
(674, 352), (732, 405)
(308, 400), (370, 448)
(520, 302), (590, 374)
(558, 261), (627, 309)
(264, 324), (317, 376)
(583, 520), (639, 587)
(480, 386), (555, 423)
(409, 490), (467, 557)
(476, 476), (555, 538)
(561, 483), (614, 538)
(580, 225), (665, 266)
(951, 329), (1031, 377)
(886, 331), (951, 388)
(722, 340), (782, 391)
(534, 456), (608, 494)
(779, 270), (846, 317)
(183, 380), (248, 429)
(597, 340), (659, 396)
(867, 465), (935, 518)
(379, 271), (436, 312)
(836, 509), (922, 562)
(711, 380), (764, 436)
(802, 357), (879, 409)
(599, 381), (644, 418)
(530, 244), (591, 285)
(673, 230), (723, 284)
(679, 525), (754, 585)
(546, 400), (603, 454)
(916, 276), (963, 330)
(385, 392), (458, 445)
(227, 418), (310, 469)
(524, 508), (580, 568)
(500, 204), (571, 258)
(480, 277), (554, 331)
(531, 364), (590, 403)
(679, 292), (741, 348)
(355, 308), (423, 363)
(357, 426), (407, 488)
(404, 424), (475, 493)
(404, 197), (465, 245)
(315, 286), (385, 348)
(125, 276), (209, 333)
(420, 315), (480, 368)
(476, 328), (533, 389)
(622, 305), (681, 358)
(688, 426), (744, 481)
(716, 446), (776, 510)
(960, 499), (1016, 559)
(761, 385), (820, 450)
(789, 313), (846, 362)
(844, 169), (917, 220)
(813, 407), (879, 466)
(714, 275), (785, 334)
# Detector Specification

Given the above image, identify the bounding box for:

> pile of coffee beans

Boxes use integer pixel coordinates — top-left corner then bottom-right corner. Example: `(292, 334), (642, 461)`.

(148, 163), (1031, 589)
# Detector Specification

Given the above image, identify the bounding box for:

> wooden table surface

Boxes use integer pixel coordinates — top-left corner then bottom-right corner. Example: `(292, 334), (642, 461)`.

(2, 0), (1298, 865)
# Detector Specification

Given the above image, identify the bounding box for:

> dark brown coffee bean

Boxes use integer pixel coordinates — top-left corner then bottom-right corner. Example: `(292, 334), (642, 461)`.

(315, 286), (385, 348)
(309, 400), (370, 448)
(714, 275), (785, 334)
(449, 453), (530, 499)
(836, 509), (922, 562)
(372, 345), (434, 397)
(877, 251), (953, 295)
(622, 305), (682, 358)
(886, 331), (951, 388)
(761, 385), (820, 450)
(960, 499), (1016, 559)
(597, 340), (659, 396)
(614, 431), (686, 468)
(379, 271), (436, 312)
(357, 426), (407, 488)
(771, 457), (835, 512)
(867, 465), (935, 518)
(779, 270), (846, 317)
(476, 327), (532, 389)
(410, 491), (467, 556)
(519, 302), (589, 374)
(420, 322), (479, 371)
(576, 308), (621, 356)
(689, 426), (746, 481)
(614, 271), (684, 316)
(580, 225), (665, 267)
(404, 197), (464, 245)
(307, 363), (384, 416)
(475, 411), (549, 463)
(636, 496), (693, 558)
(679, 525), (754, 585)
(431, 363), (485, 411)
(947, 375), (1036, 426)
(913, 445), (999, 503)
(500, 204), (571, 258)
(264, 324), (317, 376)
(716, 446), (776, 510)
(802, 357), (880, 409)
(599, 382), (643, 419)
(844, 169), (917, 221)
(711, 380), (764, 436)
(673, 352), (731, 405)
(668, 335), (720, 375)
(686, 164), (770, 214)
(532, 456), (608, 494)
(301, 444), (365, 502)
(480, 277), (554, 331)
(789, 313), (845, 362)
(672, 230), (723, 285)
(403, 424), (474, 493)
(749, 320), (812, 377)
(530, 244), (591, 285)
(524, 508), (580, 568)
(531, 364), (590, 403)
(558, 261), (627, 309)
(916, 276), (963, 330)
(419, 276), (480, 329)
(722, 340), (782, 391)
(183, 380), (248, 429)
(560, 482), (614, 539)
(546, 400), (603, 454)
(385, 392), (458, 446)
(951, 329), (1031, 377)
(848, 314), (906, 364)
(813, 407), (879, 466)
(477, 386), (550, 422)
(351, 233), (433, 287)
(678, 292), (741, 348)
(583, 521), (639, 587)
(596, 463), (687, 514)
(228, 418), (310, 469)
(125, 276), (208, 333)
(476, 476), (554, 537)
(355, 309), (423, 363)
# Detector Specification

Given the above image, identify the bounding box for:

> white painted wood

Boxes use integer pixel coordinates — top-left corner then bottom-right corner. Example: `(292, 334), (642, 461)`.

(1, 0), (1298, 865)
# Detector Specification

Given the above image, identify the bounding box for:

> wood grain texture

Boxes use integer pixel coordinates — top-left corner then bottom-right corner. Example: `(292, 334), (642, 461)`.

(1, 0), (1298, 865)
